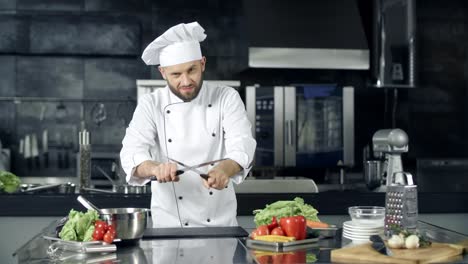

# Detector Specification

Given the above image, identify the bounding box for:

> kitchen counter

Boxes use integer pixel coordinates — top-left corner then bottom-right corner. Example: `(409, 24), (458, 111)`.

(0, 191), (467, 217)
(13, 219), (468, 263)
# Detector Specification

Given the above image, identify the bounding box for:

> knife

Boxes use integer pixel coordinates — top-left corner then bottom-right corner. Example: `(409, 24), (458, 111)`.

(166, 157), (209, 180)
(370, 235), (393, 256)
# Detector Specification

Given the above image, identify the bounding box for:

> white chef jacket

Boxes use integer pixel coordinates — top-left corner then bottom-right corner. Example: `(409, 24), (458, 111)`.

(120, 82), (256, 228)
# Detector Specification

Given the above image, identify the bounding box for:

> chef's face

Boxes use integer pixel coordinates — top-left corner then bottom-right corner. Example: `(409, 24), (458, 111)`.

(159, 57), (206, 102)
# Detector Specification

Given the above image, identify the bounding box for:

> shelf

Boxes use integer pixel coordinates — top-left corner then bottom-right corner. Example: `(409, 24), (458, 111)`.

(0, 96), (136, 103)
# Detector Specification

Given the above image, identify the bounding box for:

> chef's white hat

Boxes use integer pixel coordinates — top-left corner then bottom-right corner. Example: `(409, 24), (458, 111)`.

(141, 22), (206, 67)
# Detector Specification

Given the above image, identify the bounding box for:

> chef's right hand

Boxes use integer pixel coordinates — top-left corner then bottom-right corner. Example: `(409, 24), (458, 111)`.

(150, 162), (179, 183)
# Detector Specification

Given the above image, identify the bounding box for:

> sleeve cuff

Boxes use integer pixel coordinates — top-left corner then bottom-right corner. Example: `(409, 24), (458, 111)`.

(225, 152), (253, 185)
(125, 153), (152, 185)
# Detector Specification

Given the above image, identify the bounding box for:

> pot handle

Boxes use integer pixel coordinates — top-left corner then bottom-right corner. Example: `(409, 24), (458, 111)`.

(77, 195), (102, 213)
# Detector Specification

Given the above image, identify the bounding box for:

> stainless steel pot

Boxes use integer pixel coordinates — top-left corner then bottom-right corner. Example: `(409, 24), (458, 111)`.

(99, 208), (149, 241)
(77, 196), (149, 242)
(112, 184), (151, 194)
(58, 182), (76, 194)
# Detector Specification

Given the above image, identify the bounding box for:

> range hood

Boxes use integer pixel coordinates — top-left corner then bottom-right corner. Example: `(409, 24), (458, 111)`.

(244, 0), (369, 70)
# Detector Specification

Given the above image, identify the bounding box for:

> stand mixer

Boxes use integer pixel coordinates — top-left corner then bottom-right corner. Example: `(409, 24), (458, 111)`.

(372, 128), (409, 186)
(372, 129), (418, 234)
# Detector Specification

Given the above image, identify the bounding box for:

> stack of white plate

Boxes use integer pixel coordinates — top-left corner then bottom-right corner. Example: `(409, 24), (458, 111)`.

(342, 220), (384, 243)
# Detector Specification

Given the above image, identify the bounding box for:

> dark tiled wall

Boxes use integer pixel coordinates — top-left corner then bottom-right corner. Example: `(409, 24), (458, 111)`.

(0, 0), (467, 177)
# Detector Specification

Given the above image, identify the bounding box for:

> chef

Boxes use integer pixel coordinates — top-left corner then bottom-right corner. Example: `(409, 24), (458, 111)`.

(120, 22), (256, 228)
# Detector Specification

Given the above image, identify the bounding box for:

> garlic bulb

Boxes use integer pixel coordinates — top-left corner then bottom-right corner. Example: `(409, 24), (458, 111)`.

(405, 234), (420, 249)
(388, 234), (405, 249)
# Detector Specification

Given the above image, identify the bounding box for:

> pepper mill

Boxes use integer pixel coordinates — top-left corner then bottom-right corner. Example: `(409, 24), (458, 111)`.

(78, 130), (91, 192)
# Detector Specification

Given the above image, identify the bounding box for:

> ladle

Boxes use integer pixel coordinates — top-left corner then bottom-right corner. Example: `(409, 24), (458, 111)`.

(77, 195), (102, 214)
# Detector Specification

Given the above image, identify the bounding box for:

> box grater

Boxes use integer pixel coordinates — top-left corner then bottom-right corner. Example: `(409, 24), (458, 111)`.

(384, 171), (418, 236)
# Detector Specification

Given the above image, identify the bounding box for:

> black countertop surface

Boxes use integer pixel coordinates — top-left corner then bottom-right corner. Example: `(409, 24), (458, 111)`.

(13, 219), (468, 263)
(1, 191), (467, 216)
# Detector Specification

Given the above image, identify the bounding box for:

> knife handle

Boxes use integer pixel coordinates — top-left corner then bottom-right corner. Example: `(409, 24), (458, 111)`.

(199, 174), (209, 180)
(150, 170), (184, 181)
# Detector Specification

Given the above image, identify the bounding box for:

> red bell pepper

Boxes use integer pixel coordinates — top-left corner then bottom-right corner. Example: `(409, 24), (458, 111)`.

(267, 216), (278, 231)
(279, 215), (307, 240)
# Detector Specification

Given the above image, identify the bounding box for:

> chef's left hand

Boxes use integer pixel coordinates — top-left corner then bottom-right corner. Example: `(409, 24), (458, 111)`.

(203, 159), (242, 190)
(204, 168), (230, 190)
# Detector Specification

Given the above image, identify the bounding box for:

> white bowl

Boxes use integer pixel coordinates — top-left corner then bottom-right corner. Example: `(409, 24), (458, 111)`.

(348, 206), (385, 226)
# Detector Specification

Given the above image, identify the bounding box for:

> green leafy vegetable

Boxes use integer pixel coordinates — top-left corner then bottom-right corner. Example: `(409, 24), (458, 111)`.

(253, 197), (320, 226)
(59, 209), (100, 241)
(0, 171), (21, 193)
(83, 225), (95, 242)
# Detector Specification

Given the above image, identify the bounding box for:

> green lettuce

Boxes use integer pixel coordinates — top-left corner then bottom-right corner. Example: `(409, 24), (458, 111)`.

(0, 171), (21, 193)
(253, 197), (320, 226)
(59, 209), (100, 241)
(83, 225), (95, 242)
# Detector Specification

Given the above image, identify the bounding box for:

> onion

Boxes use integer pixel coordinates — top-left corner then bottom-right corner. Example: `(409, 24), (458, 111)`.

(405, 234), (420, 249)
(388, 234), (405, 249)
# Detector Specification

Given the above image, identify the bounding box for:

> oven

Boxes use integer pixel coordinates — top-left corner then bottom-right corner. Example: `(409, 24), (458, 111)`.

(246, 84), (354, 168)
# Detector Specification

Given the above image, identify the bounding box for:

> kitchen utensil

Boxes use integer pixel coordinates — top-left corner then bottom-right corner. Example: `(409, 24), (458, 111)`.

(160, 157), (227, 180)
(372, 129), (409, 186)
(78, 130), (91, 191)
(20, 184), (62, 193)
(331, 242), (463, 264)
(24, 134), (32, 170)
(364, 160), (383, 189)
(81, 187), (115, 194)
(112, 184), (151, 194)
(18, 138), (24, 158)
(246, 235), (319, 252)
(91, 102), (107, 126)
(42, 129), (48, 168)
(58, 182), (76, 194)
(77, 196), (149, 241)
(370, 235), (393, 256)
(385, 171), (418, 236)
(77, 195), (102, 213)
(31, 133), (40, 169)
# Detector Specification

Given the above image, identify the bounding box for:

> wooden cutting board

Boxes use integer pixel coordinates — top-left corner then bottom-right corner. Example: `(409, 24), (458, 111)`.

(331, 242), (464, 264)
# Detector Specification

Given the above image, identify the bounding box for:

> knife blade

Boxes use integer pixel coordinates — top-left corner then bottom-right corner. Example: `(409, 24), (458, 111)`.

(370, 235), (393, 256)
(166, 158), (209, 180)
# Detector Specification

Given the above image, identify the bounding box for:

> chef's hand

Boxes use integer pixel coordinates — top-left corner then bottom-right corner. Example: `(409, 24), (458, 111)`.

(151, 162), (179, 183)
(134, 160), (179, 183)
(204, 159), (242, 190)
(204, 168), (230, 190)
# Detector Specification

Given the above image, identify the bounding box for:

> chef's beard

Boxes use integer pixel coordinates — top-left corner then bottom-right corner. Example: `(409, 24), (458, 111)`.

(168, 79), (204, 102)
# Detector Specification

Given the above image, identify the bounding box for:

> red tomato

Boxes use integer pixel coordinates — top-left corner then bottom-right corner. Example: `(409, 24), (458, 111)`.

(106, 225), (116, 236)
(92, 227), (105, 241)
(267, 216), (278, 231)
(103, 231), (115, 244)
(279, 215), (307, 240)
(270, 227), (285, 236)
(95, 220), (108, 231)
(256, 225), (270, 236)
